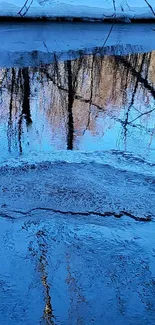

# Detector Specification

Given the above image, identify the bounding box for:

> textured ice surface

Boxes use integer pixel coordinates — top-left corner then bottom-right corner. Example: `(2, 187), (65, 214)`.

(0, 161), (155, 324)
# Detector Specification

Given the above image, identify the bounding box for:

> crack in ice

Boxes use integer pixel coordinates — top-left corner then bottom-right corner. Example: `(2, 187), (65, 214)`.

(8, 207), (153, 222)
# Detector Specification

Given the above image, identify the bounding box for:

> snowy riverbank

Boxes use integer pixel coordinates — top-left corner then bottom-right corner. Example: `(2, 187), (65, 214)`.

(0, 0), (155, 21)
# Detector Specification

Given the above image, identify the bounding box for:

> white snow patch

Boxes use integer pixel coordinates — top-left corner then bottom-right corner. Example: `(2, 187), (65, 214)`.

(0, 0), (155, 20)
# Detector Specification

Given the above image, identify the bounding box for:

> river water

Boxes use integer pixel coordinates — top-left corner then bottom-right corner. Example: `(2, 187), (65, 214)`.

(0, 49), (155, 163)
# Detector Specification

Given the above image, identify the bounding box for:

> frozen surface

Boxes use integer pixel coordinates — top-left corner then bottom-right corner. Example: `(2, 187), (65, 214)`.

(1, 22), (155, 68)
(0, 161), (155, 324)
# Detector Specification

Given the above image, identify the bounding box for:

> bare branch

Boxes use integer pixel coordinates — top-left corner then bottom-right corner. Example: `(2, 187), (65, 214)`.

(144, 0), (155, 16)
(18, 0), (34, 17)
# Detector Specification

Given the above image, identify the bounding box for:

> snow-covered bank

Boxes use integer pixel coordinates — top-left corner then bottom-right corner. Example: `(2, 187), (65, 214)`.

(0, 160), (154, 223)
(1, 149), (155, 178)
(0, 0), (155, 21)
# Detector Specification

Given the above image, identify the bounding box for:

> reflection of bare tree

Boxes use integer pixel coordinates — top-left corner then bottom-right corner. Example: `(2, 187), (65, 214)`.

(117, 53), (155, 101)
(121, 53), (149, 147)
(111, 52), (155, 150)
(66, 60), (74, 150)
(18, 68), (32, 153)
(1, 49), (155, 154)
(0, 67), (32, 154)
(7, 68), (15, 152)
(82, 53), (101, 135)
(18, 0), (34, 17)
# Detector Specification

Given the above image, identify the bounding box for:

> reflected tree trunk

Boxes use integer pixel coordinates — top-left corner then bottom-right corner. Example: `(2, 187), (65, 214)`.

(22, 68), (32, 126)
(66, 60), (74, 150)
(18, 67), (32, 153)
(7, 68), (15, 152)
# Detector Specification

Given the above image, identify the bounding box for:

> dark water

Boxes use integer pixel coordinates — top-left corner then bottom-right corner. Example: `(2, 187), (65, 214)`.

(0, 50), (155, 162)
